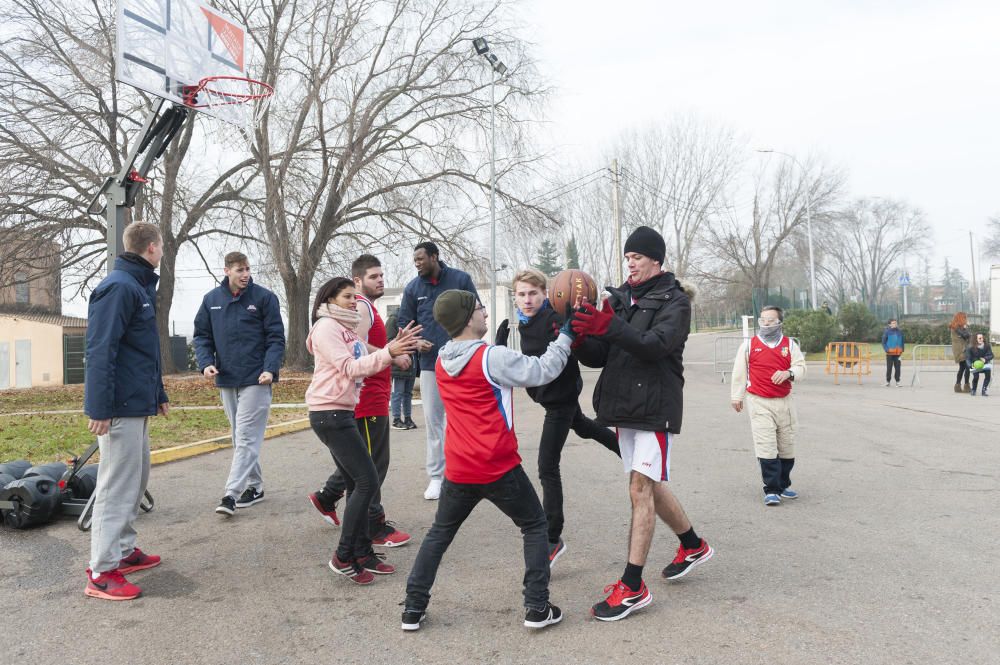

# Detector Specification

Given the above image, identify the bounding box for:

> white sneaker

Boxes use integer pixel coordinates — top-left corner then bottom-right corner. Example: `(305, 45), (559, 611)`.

(423, 478), (442, 500)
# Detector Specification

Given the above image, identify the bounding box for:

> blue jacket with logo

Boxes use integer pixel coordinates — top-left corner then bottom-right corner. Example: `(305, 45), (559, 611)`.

(881, 327), (904, 356)
(397, 262), (479, 371)
(193, 278), (286, 387)
(84, 254), (168, 420)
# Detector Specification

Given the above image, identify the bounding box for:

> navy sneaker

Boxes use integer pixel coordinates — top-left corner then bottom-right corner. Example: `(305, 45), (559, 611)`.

(215, 495), (236, 516)
(764, 493), (781, 506)
(780, 489), (799, 499)
(548, 539), (567, 568)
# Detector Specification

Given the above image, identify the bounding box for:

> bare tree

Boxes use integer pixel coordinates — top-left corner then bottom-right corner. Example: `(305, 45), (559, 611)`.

(222, 0), (552, 367)
(983, 215), (1000, 259)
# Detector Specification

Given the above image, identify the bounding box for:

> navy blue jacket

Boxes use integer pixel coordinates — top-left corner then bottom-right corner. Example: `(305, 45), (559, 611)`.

(397, 262), (479, 371)
(84, 254), (168, 420)
(193, 278), (286, 387)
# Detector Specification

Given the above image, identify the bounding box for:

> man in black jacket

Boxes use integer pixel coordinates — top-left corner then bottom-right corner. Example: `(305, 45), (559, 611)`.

(572, 226), (714, 622)
(496, 268), (619, 567)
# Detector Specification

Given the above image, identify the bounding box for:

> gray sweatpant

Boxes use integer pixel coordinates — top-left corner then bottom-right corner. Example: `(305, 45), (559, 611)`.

(89, 417), (151, 574)
(420, 371), (447, 480)
(220, 384), (272, 498)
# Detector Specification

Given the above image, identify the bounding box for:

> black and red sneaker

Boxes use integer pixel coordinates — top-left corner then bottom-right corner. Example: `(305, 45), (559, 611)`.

(548, 539), (567, 568)
(118, 547), (161, 574)
(661, 539), (714, 580)
(84, 569), (142, 601)
(308, 491), (340, 527)
(591, 580), (652, 621)
(372, 520), (411, 547)
(356, 552), (396, 575)
(329, 554), (375, 585)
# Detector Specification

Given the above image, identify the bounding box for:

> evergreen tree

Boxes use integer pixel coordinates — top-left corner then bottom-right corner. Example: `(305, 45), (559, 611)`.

(565, 235), (580, 269)
(534, 239), (562, 276)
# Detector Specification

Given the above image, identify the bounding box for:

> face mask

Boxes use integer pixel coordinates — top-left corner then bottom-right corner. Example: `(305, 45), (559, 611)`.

(758, 322), (783, 344)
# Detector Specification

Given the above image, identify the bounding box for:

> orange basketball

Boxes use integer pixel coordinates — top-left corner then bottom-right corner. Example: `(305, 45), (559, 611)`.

(548, 269), (599, 314)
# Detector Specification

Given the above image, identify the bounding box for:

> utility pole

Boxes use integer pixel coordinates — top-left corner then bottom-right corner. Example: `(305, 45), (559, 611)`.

(611, 159), (622, 285)
(969, 231), (979, 314)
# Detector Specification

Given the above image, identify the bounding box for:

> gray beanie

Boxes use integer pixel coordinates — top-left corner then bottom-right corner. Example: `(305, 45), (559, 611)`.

(433, 289), (478, 337)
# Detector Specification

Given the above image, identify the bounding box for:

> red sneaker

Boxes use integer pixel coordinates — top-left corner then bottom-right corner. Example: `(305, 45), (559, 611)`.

(329, 554), (375, 585)
(308, 492), (340, 526)
(84, 569), (142, 601)
(118, 547), (161, 574)
(591, 580), (652, 621)
(661, 539), (714, 580)
(357, 553), (396, 575)
(372, 521), (411, 547)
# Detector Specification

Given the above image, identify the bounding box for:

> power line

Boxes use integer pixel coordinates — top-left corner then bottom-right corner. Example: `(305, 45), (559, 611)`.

(617, 166), (752, 217)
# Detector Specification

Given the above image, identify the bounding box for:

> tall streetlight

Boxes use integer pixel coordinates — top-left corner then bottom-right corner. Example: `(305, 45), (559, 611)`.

(472, 38), (507, 339)
(757, 149), (816, 310)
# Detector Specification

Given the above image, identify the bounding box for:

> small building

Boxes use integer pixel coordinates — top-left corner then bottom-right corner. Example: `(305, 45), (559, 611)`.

(0, 311), (87, 389)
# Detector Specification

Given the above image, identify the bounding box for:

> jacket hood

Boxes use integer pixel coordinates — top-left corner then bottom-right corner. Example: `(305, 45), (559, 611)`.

(437, 339), (488, 377)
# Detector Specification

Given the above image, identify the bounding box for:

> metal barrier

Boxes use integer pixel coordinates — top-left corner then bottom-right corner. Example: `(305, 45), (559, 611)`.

(909, 344), (954, 387)
(715, 335), (800, 383)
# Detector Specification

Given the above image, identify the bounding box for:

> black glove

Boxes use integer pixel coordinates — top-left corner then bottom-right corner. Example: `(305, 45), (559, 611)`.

(495, 319), (510, 346)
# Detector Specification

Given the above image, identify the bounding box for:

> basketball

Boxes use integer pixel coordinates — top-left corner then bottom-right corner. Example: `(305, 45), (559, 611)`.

(973, 359), (985, 370)
(548, 269), (599, 313)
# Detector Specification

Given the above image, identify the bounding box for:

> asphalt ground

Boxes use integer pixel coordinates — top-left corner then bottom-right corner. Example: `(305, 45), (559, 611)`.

(1, 333), (997, 665)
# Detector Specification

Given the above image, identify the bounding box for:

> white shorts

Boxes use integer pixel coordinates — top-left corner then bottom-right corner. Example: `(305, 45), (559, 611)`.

(617, 428), (672, 482)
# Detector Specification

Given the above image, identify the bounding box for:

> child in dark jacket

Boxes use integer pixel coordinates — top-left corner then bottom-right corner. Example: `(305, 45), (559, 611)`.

(496, 269), (620, 566)
(966, 333), (994, 397)
(881, 319), (904, 387)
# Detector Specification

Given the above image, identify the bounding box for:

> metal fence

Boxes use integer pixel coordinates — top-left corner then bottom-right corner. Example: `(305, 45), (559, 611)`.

(909, 344), (954, 387)
(714, 334), (800, 383)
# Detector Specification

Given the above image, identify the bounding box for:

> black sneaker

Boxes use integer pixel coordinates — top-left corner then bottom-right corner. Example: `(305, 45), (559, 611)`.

(524, 603), (563, 629)
(391, 419), (407, 431)
(662, 539), (714, 580)
(591, 580), (651, 621)
(401, 608), (426, 631)
(215, 495), (236, 516)
(404, 418), (417, 430)
(235, 487), (264, 508)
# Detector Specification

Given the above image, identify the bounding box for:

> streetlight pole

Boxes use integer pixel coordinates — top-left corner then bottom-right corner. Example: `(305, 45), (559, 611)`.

(757, 149), (817, 309)
(473, 38), (507, 340)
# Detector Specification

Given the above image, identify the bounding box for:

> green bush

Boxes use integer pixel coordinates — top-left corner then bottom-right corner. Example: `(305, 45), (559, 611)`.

(783, 310), (839, 353)
(838, 302), (880, 342)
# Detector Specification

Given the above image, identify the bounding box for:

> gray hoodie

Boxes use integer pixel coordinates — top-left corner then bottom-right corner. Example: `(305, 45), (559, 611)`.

(437, 334), (573, 387)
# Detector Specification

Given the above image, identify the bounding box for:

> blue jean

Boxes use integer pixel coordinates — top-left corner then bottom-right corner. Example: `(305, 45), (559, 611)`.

(404, 465), (550, 612)
(390, 376), (414, 420)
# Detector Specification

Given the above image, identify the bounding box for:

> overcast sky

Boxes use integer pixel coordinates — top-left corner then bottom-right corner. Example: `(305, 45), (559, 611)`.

(64, 0), (999, 328)
(524, 0), (999, 276)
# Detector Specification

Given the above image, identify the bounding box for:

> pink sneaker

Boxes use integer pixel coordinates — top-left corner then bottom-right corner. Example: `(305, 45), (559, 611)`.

(84, 569), (141, 601)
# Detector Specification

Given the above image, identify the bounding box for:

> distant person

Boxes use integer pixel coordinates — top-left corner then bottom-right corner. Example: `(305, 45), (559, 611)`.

(881, 318), (905, 387)
(83, 222), (168, 601)
(194, 251), (285, 518)
(949, 312), (972, 393)
(397, 241), (480, 501)
(820, 301), (833, 316)
(386, 312), (418, 431)
(966, 332), (993, 397)
(401, 289), (572, 631)
(495, 268), (620, 567)
(730, 306), (807, 506)
(305, 277), (422, 585)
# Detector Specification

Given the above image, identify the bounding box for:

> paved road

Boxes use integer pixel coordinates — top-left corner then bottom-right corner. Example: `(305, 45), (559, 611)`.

(2, 332), (997, 664)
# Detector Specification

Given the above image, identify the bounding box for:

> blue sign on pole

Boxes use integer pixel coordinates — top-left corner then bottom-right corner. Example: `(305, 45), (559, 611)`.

(898, 274), (911, 286)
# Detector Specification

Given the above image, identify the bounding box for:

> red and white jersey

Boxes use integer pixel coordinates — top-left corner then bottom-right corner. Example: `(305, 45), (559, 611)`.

(747, 335), (793, 399)
(355, 294), (390, 417)
(435, 344), (520, 484)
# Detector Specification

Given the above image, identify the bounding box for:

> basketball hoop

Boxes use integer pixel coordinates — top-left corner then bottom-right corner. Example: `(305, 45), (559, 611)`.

(182, 76), (274, 148)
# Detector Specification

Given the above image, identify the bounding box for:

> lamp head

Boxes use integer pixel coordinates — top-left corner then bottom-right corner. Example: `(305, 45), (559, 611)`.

(473, 37), (489, 55)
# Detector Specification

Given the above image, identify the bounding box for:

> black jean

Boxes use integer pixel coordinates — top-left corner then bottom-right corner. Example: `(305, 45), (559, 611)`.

(956, 361), (970, 385)
(324, 415), (389, 531)
(885, 356), (901, 382)
(404, 465), (550, 612)
(972, 368), (992, 391)
(537, 402), (620, 544)
(309, 410), (377, 561)
(759, 457), (795, 495)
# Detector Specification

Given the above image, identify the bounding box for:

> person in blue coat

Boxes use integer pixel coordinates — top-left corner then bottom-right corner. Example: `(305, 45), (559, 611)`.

(397, 241), (479, 500)
(193, 251), (286, 517)
(881, 318), (905, 387)
(83, 222), (169, 601)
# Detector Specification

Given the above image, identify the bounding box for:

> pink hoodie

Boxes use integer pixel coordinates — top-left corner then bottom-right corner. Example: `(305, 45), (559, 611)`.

(305, 314), (393, 412)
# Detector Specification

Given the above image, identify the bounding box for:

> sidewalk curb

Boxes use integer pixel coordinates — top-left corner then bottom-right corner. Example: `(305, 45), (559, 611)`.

(150, 417), (312, 466)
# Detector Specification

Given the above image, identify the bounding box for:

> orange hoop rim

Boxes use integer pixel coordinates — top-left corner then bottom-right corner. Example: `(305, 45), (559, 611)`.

(182, 76), (274, 108)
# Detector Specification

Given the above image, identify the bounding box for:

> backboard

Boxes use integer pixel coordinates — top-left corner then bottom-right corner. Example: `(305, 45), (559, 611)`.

(116, 0), (247, 121)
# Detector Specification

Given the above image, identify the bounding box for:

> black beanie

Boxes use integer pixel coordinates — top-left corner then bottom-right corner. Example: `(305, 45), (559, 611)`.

(623, 225), (665, 265)
(433, 289), (478, 337)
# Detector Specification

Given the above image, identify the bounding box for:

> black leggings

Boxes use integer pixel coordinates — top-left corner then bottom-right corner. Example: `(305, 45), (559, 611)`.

(972, 368), (992, 391)
(956, 361), (971, 385)
(537, 402), (620, 544)
(309, 410), (377, 561)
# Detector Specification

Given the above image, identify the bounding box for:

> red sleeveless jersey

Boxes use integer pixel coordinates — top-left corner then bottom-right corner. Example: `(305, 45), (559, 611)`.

(747, 335), (793, 399)
(355, 295), (390, 417)
(435, 344), (520, 484)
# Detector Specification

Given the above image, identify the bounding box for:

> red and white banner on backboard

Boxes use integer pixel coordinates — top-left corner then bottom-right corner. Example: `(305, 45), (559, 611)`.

(201, 8), (244, 70)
